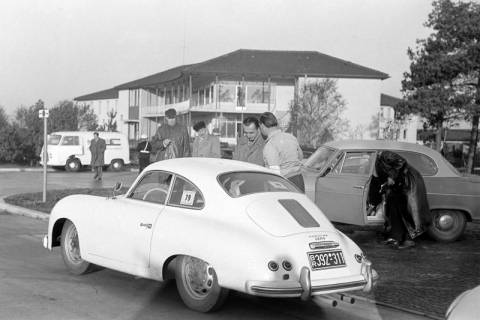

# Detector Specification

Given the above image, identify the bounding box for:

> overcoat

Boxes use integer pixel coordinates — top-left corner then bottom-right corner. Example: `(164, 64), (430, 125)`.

(375, 150), (432, 238)
(89, 138), (106, 167)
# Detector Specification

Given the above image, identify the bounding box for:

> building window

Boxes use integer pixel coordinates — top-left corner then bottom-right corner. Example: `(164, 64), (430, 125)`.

(220, 119), (236, 138)
(129, 89), (140, 107)
(247, 83), (271, 104)
(219, 85), (235, 103)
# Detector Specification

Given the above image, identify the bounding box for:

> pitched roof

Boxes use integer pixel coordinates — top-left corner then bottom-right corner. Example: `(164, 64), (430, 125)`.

(380, 93), (403, 107)
(114, 49), (389, 90)
(74, 88), (118, 101)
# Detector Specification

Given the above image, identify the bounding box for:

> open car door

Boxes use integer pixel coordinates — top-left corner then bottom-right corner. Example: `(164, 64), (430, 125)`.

(314, 151), (376, 225)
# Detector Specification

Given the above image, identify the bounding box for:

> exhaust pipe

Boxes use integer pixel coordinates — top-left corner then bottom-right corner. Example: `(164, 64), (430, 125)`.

(314, 295), (338, 307)
(338, 293), (355, 304)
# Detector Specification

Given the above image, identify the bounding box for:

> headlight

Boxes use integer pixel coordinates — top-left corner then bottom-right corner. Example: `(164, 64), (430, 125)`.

(282, 260), (292, 271)
(268, 261), (279, 271)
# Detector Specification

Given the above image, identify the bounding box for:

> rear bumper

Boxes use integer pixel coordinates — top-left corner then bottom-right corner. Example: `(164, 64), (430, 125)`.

(246, 259), (378, 299)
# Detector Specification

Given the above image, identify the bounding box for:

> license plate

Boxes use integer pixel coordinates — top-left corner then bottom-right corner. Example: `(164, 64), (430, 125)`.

(308, 250), (346, 270)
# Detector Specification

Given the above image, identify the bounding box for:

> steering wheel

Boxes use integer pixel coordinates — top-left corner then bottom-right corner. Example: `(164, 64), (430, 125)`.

(142, 187), (168, 203)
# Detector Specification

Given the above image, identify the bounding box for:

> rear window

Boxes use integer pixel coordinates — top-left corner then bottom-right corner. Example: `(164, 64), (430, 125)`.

(48, 135), (61, 145)
(394, 151), (438, 176)
(218, 171), (299, 198)
(107, 138), (121, 146)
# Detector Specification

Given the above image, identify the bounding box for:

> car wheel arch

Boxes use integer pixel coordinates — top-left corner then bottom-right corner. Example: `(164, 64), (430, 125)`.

(51, 218), (68, 247)
(430, 207), (472, 222)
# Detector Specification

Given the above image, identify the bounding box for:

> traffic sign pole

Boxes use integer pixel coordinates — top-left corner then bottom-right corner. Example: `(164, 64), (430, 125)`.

(39, 109), (49, 203)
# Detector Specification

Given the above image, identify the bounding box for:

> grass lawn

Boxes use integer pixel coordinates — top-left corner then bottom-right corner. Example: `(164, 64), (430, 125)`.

(3, 187), (129, 213)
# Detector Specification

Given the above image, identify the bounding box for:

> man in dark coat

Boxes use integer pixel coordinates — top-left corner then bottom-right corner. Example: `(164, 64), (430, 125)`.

(152, 108), (190, 161)
(136, 134), (152, 173)
(89, 132), (106, 181)
(370, 150), (431, 249)
(233, 117), (265, 166)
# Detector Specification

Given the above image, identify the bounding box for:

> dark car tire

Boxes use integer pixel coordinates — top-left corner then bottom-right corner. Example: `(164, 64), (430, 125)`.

(109, 159), (124, 171)
(60, 220), (95, 275)
(427, 210), (467, 242)
(65, 158), (81, 172)
(175, 255), (229, 312)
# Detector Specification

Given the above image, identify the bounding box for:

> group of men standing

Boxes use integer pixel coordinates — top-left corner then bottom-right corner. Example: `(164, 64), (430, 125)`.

(137, 108), (305, 192)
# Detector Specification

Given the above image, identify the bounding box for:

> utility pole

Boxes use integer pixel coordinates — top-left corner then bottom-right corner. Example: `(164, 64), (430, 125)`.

(39, 108), (49, 202)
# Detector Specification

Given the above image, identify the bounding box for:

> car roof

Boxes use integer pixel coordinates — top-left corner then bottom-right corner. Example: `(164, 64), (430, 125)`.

(146, 158), (272, 178)
(324, 140), (440, 158)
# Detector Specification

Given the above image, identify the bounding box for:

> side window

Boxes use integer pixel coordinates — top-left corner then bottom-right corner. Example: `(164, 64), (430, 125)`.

(129, 171), (173, 204)
(331, 153), (345, 175)
(61, 136), (80, 146)
(108, 138), (121, 146)
(340, 152), (375, 175)
(394, 151), (438, 176)
(168, 176), (204, 209)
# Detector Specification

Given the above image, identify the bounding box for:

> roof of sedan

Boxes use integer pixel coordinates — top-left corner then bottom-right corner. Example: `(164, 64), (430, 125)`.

(146, 158), (271, 177)
(324, 140), (440, 157)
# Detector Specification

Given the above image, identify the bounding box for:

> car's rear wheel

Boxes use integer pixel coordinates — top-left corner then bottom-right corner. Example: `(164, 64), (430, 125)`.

(110, 159), (124, 171)
(60, 220), (95, 275)
(175, 255), (228, 312)
(428, 210), (467, 242)
(65, 158), (81, 172)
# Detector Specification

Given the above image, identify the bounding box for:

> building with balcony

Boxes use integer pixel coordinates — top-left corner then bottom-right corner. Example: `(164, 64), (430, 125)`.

(74, 49), (389, 145)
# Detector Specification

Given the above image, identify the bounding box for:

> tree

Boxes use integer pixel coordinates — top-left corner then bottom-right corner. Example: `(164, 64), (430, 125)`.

(0, 106), (15, 162)
(77, 104), (98, 131)
(400, 0), (480, 173)
(288, 79), (349, 148)
(48, 100), (79, 132)
(14, 100), (45, 165)
(98, 109), (117, 132)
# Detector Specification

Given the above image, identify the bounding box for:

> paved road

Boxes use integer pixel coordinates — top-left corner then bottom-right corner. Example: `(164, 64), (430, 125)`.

(0, 212), (430, 320)
(0, 170), (138, 197)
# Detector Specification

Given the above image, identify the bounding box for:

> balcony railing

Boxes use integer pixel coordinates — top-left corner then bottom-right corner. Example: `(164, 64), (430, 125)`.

(141, 100), (272, 116)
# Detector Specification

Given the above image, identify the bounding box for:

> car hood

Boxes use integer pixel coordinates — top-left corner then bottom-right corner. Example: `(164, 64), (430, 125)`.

(246, 195), (332, 237)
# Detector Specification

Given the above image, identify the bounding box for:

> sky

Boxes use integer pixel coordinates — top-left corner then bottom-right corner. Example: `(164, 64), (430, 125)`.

(0, 0), (434, 116)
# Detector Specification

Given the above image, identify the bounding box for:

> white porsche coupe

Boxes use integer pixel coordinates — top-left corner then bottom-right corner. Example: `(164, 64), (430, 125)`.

(43, 158), (378, 312)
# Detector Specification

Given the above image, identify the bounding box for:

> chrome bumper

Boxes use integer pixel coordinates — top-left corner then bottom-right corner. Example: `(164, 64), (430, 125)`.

(247, 259), (378, 300)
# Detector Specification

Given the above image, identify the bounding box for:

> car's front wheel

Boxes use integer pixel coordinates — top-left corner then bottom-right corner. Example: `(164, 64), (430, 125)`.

(109, 159), (124, 171)
(60, 220), (95, 275)
(175, 255), (228, 312)
(428, 210), (467, 242)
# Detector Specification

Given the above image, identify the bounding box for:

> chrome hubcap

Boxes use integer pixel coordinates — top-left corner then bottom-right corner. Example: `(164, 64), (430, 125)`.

(183, 257), (214, 299)
(437, 214), (455, 231)
(65, 225), (82, 264)
(69, 162), (76, 169)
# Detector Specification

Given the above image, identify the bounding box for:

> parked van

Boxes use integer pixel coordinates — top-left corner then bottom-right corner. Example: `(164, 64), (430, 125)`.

(40, 131), (130, 172)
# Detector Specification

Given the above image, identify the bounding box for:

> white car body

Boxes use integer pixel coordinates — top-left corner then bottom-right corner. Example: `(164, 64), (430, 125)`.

(43, 158), (377, 308)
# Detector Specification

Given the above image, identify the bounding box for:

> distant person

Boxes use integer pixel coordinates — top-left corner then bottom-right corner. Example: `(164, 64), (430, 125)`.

(89, 132), (106, 181)
(232, 117), (265, 166)
(369, 150), (431, 249)
(192, 121), (220, 158)
(152, 108), (190, 161)
(136, 134), (152, 173)
(259, 112), (304, 192)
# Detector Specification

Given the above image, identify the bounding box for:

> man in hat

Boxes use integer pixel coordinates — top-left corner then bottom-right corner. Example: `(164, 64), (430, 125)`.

(152, 108), (191, 161)
(136, 133), (152, 173)
(89, 131), (106, 181)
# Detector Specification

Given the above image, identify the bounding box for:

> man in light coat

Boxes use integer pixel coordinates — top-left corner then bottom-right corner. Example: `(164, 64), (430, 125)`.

(89, 132), (106, 181)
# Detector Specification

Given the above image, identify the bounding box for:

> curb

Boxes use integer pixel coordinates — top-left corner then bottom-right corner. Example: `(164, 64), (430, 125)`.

(348, 294), (443, 320)
(0, 198), (49, 221)
(0, 168), (56, 172)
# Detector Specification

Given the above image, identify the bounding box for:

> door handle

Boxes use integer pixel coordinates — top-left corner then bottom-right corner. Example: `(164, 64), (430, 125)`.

(140, 223), (152, 229)
(353, 185), (365, 189)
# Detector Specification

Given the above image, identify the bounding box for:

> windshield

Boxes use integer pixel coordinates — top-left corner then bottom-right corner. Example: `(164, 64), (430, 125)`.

(303, 146), (336, 170)
(218, 171), (300, 197)
(48, 135), (62, 145)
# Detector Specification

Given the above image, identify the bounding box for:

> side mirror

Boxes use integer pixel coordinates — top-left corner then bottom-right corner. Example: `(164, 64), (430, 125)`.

(112, 182), (123, 199)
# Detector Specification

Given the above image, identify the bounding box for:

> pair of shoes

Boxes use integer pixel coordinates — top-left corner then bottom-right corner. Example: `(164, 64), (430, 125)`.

(382, 238), (396, 245)
(397, 240), (415, 250)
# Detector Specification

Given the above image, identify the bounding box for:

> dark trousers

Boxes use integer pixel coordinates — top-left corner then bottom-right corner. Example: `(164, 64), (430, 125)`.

(93, 166), (103, 180)
(385, 192), (408, 242)
(139, 156), (150, 173)
(288, 174), (305, 193)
